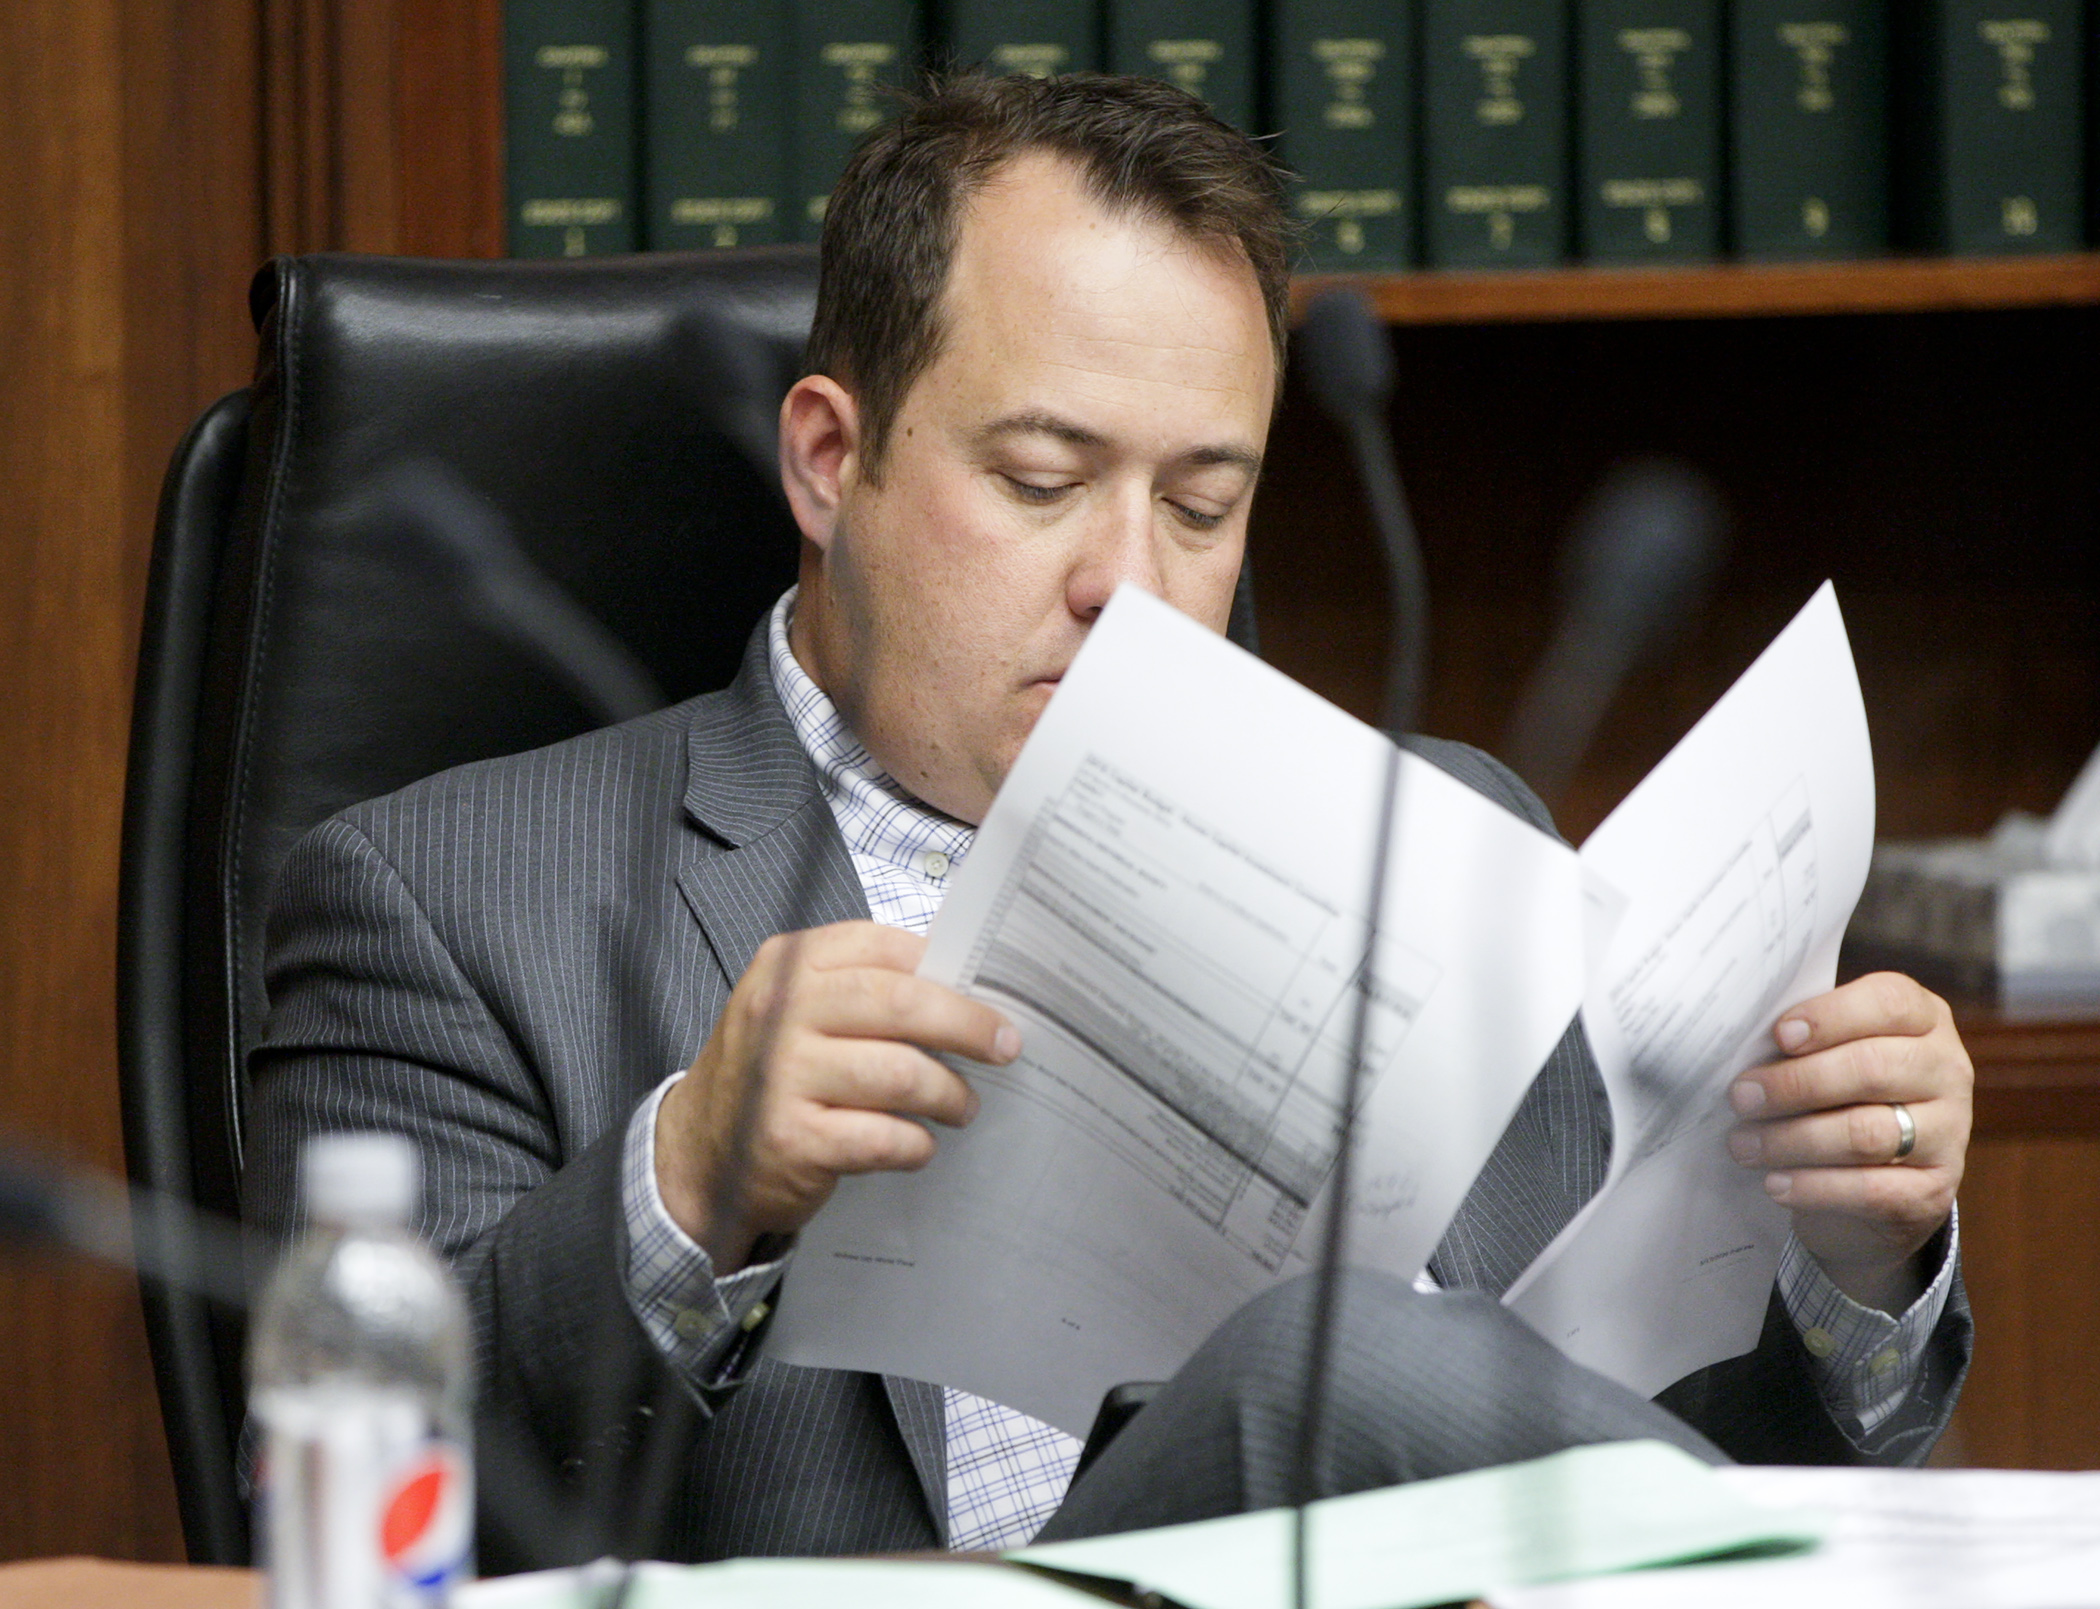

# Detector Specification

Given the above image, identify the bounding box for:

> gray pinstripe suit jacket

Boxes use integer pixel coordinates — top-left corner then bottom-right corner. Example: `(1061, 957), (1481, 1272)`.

(246, 620), (1970, 1567)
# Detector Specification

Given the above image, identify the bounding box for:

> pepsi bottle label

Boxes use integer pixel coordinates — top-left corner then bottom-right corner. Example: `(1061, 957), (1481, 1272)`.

(255, 1385), (474, 1608)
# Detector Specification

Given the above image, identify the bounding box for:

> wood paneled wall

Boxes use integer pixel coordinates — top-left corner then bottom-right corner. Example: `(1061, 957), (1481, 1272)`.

(263, 0), (504, 258)
(0, 0), (499, 1563)
(1, 0), (259, 1561)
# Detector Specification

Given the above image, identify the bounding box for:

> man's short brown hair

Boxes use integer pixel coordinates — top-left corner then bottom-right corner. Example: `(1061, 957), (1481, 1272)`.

(805, 72), (1295, 478)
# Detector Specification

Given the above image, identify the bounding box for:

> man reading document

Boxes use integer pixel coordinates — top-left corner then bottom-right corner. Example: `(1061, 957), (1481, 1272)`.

(247, 74), (1972, 1564)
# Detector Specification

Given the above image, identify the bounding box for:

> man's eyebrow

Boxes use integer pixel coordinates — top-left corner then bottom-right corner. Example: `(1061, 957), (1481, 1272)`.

(1184, 444), (1263, 476)
(971, 411), (1109, 451)
(972, 412), (1263, 476)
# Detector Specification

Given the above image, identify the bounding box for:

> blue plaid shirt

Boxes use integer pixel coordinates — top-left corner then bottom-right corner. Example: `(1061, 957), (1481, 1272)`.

(618, 589), (1957, 1548)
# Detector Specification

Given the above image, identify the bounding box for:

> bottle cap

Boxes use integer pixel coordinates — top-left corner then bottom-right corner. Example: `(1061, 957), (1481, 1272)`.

(301, 1132), (419, 1227)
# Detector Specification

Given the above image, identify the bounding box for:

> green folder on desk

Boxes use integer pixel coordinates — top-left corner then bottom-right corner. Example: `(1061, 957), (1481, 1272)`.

(456, 1440), (1816, 1609)
(1012, 1440), (1819, 1609)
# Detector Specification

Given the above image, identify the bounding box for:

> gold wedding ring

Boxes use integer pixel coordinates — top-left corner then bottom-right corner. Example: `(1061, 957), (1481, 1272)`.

(1889, 1101), (1917, 1163)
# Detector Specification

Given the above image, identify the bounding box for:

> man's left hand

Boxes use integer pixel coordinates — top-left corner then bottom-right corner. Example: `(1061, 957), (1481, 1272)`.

(1728, 971), (1973, 1316)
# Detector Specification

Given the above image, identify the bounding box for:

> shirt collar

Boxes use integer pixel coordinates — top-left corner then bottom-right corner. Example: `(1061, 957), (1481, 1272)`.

(767, 589), (974, 876)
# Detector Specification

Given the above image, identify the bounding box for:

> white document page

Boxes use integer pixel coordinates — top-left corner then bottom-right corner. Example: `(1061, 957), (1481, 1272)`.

(769, 586), (1586, 1435)
(1493, 1465), (2100, 1609)
(1504, 583), (1875, 1396)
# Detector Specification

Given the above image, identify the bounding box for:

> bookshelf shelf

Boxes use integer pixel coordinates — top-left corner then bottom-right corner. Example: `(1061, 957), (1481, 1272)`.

(1293, 252), (2100, 326)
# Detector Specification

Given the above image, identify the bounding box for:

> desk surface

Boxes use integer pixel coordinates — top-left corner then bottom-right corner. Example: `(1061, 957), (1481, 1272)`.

(0, 1559), (1163, 1609)
(0, 1559), (256, 1608)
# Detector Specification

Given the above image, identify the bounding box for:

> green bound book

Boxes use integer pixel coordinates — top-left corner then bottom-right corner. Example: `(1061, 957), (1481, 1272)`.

(1574, 0), (1721, 262)
(1275, 1), (1415, 269)
(645, 0), (790, 250)
(1728, 1), (1888, 260)
(944, 0), (1099, 78)
(2091, 8), (2099, 242)
(505, 0), (638, 257)
(1896, 1), (2086, 254)
(1106, 0), (1257, 129)
(792, 0), (921, 241)
(1419, 0), (1569, 268)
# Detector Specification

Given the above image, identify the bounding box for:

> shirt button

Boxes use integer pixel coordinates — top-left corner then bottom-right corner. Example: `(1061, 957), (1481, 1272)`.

(1803, 1327), (1835, 1358)
(923, 851), (951, 879)
(1870, 1346), (1900, 1376)
(673, 1307), (709, 1342)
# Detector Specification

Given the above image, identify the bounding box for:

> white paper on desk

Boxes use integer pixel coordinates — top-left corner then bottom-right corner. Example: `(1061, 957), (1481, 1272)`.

(769, 586), (1586, 1434)
(1493, 1465), (2100, 1609)
(1504, 582), (1875, 1396)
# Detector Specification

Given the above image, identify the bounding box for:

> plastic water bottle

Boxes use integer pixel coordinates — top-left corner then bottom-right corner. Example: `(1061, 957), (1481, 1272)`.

(251, 1133), (475, 1607)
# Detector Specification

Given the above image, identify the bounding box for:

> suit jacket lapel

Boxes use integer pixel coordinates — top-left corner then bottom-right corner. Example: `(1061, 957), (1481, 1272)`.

(670, 621), (950, 1535)
(883, 1377), (950, 1545)
(673, 624), (870, 981)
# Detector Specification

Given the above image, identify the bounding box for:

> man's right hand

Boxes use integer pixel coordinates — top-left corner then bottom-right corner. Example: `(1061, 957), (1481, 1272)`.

(653, 920), (1020, 1274)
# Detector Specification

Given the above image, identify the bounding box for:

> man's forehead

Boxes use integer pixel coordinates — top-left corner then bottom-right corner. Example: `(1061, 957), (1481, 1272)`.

(952, 152), (1263, 323)
(936, 152), (1274, 402)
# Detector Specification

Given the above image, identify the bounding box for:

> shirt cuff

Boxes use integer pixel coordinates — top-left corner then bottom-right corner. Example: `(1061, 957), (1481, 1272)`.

(1777, 1203), (1960, 1437)
(619, 1070), (788, 1391)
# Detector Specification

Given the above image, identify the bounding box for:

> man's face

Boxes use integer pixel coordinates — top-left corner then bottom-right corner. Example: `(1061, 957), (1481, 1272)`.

(783, 150), (1276, 825)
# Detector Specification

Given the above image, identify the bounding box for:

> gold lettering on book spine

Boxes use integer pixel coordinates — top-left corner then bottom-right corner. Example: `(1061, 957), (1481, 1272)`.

(821, 41), (898, 134)
(991, 44), (1069, 77)
(671, 195), (774, 247)
(1148, 38), (1223, 98)
(521, 198), (623, 227)
(1599, 177), (1702, 243)
(1299, 189), (1402, 255)
(1312, 38), (1384, 130)
(1777, 22), (1848, 113)
(1462, 34), (1535, 126)
(1616, 28), (1690, 119)
(1979, 20), (2050, 111)
(536, 46), (612, 139)
(687, 44), (760, 132)
(1446, 184), (1548, 250)
(536, 45), (608, 69)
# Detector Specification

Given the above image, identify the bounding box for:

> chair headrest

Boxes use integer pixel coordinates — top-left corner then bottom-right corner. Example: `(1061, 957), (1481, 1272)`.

(202, 250), (815, 1110)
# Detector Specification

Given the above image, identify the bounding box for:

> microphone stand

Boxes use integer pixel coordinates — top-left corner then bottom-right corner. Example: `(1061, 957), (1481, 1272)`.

(1289, 288), (1426, 1609)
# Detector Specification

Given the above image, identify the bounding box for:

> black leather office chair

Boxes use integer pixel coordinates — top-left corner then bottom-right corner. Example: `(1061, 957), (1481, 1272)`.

(118, 248), (817, 1563)
(119, 245), (1260, 1565)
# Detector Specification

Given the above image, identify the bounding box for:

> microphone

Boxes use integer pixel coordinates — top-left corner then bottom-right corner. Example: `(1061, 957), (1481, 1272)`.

(359, 459), (668, 729)
(0, 1143), (250, 1311)
(1287, 288), (1425, 1609)
(670, 301), (797, 492)
(1295, 288), (1428, 735)
(1501, 459), (1728, 809)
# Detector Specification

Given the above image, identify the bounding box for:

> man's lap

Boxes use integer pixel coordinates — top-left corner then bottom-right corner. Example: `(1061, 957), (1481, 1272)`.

(1038, 1269), (1725, 1544)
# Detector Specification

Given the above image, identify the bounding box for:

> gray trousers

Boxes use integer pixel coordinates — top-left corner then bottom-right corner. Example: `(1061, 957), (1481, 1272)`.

(1037, 1270), (1726, 1542)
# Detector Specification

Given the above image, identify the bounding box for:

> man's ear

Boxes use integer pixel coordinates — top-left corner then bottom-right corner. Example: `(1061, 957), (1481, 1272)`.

(779, 374), (862, 553)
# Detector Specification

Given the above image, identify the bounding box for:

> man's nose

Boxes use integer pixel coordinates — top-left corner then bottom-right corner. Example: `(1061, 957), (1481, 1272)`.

(1066, 492), (1165, 620)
